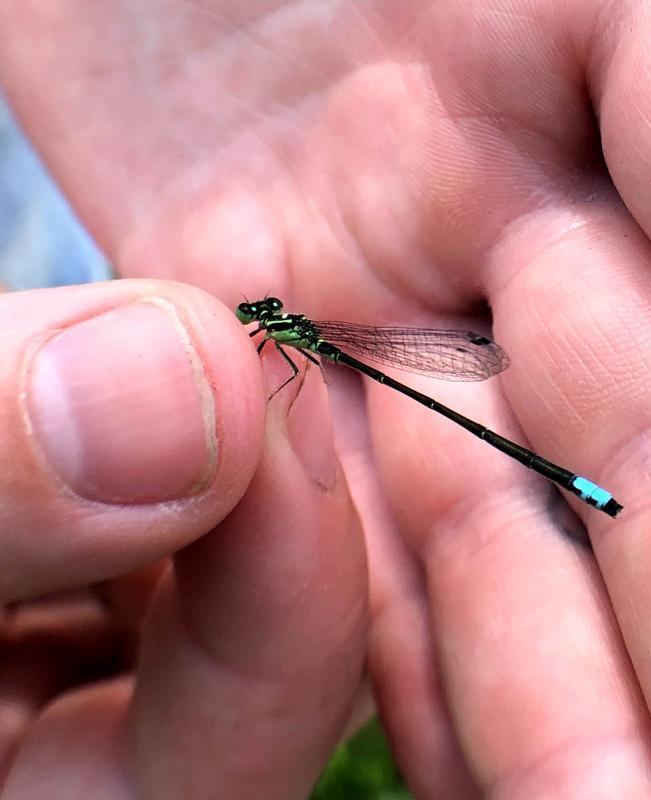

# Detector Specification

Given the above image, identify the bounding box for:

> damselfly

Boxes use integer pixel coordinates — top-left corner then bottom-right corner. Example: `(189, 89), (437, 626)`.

(236, 297), (622, 518)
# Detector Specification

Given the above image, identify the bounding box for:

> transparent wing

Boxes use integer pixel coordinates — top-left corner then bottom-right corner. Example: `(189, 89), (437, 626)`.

(313, 320), (509, 381)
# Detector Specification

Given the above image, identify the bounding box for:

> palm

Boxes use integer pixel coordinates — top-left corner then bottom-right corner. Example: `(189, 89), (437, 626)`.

(2, 1), (650, 798)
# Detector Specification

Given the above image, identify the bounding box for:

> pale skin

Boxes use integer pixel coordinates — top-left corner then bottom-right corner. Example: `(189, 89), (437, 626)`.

(1, 1), (651, 797)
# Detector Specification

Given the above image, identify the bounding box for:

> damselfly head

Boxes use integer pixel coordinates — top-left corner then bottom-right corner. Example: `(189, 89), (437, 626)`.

(236, 297), (284, 324)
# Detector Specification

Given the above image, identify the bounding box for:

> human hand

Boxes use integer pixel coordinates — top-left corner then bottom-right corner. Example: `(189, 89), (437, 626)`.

(2, 1), (651, 797)
(0, 279), (368, 799)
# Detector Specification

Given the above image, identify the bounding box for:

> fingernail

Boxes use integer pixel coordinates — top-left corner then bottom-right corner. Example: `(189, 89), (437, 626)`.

(26, 299), (216, 504)
(286, 366), (338, 490)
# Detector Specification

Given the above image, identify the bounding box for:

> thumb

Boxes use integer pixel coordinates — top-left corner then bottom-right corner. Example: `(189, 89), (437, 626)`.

(1, 279), (263, 602)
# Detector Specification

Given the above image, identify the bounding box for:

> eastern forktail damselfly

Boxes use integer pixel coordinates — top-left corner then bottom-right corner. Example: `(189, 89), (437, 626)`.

(236, 297), (622, 518)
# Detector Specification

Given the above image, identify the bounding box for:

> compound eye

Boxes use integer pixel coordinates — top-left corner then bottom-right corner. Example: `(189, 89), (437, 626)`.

(268, 297), (283, 311)
(235, 302), (255, 324)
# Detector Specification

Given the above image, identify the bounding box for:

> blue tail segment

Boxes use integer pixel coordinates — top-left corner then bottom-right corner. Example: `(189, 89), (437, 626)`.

(571, 476), (622, 518)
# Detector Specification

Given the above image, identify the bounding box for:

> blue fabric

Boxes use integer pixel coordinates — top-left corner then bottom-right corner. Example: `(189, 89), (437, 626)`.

(0, 97), (111, 290)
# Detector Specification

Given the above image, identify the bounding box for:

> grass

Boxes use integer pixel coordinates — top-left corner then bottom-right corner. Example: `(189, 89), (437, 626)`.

(311, 718), (413, 800)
